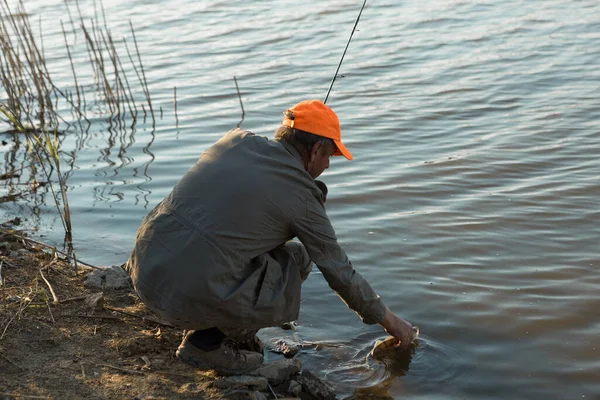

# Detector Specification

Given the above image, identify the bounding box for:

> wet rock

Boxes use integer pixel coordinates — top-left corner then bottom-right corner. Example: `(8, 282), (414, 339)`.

(249, 391), (268, 400)
(212, 375), (268, 391)
(277, 379), (303, 397)
(295, 370), (336, 400)
(250, 358), (302, 386)
(84, 265), (131, 290)
(84, 292), (104, 311)
(275, 339), (301, 358)
(287, 380), (303, 396)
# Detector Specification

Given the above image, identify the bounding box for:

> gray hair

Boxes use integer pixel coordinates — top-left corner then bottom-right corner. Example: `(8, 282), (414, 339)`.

(274, 111), (335, 162)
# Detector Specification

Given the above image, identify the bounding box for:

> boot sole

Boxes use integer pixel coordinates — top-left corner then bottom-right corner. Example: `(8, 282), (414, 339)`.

(176, 346), (261, 376)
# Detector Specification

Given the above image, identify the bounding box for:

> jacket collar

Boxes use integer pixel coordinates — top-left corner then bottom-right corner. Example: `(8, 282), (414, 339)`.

(274, 138), (328, 203)
(276, 139), (305, 169)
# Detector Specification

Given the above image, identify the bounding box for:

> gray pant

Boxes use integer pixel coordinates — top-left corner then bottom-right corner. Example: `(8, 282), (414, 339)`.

(272, 241), (313, 283)
(217, 242), (312, 341)
(138, 241), (313, 335)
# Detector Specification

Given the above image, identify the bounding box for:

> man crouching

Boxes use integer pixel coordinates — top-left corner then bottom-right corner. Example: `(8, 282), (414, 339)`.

(126, 100), (415, 374)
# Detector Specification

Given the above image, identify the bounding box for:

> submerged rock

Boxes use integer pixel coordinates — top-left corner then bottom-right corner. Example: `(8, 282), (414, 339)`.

(295, 370), (336, 400)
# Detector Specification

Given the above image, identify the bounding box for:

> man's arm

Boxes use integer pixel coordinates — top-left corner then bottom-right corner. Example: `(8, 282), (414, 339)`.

(292, 192), (414, 342)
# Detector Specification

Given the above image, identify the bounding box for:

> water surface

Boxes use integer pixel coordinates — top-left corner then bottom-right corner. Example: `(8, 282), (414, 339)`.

(1, 0), (598, 398)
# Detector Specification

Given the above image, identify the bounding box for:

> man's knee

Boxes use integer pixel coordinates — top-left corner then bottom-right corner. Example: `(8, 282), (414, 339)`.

(283, 242), (313, 282)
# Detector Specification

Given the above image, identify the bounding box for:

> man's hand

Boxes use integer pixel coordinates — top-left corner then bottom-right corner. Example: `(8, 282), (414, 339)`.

(379, 308), (416, 350)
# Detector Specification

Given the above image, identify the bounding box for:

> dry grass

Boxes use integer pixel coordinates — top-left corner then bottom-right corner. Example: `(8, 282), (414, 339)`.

(0, 227), (220, 400)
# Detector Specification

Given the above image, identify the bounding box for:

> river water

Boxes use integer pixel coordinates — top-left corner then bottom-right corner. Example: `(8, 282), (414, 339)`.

(1, 0), (599, 398)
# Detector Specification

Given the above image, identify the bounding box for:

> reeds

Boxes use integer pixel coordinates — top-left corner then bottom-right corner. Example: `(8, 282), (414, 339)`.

(0, 104), (73, 247)
(234, 76), (245, 128)
(0, 0), (156, 259)
(0, 0), (155, 130)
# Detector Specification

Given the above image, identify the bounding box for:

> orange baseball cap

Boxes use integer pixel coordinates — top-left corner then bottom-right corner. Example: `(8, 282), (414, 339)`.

(281, 99), (353, 160)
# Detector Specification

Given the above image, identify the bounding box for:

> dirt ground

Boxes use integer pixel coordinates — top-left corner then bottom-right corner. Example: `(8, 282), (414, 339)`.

(0, 227), (241, 400)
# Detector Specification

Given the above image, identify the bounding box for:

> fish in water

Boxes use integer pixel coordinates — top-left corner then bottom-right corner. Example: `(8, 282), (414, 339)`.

(370, 326), (420, 360)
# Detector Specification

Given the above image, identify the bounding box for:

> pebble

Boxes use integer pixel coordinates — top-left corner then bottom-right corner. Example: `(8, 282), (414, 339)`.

(9, 249), (30, 259)
(84, 292), (104, 311)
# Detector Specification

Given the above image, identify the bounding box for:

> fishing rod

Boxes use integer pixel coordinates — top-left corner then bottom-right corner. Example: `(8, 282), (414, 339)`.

(324, 0), (369, 104)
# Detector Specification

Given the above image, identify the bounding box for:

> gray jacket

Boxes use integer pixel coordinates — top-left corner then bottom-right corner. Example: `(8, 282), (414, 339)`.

(127, 128), (386, 329)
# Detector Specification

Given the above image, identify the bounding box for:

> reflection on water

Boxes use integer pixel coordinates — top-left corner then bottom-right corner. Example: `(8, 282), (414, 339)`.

(0, 123), (157, 227)
(0, 0), (159, 234)
(92, 124), (156, 208)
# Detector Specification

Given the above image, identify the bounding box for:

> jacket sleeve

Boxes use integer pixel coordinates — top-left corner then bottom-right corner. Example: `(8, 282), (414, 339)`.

(291, 193), (387, 325)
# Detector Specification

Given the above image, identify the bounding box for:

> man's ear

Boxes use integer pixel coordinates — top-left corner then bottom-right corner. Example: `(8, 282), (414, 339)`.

(310, 142), (322, 161)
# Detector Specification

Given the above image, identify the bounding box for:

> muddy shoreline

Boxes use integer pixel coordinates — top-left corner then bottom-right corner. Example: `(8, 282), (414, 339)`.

(0, 227), (337, 400)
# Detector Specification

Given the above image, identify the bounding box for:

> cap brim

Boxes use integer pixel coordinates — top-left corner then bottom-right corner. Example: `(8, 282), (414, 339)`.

(333, 139), (353, 160)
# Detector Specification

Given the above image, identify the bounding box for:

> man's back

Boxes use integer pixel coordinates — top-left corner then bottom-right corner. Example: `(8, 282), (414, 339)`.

(167, 128), (321, 260)
(127, 128), (325, 328)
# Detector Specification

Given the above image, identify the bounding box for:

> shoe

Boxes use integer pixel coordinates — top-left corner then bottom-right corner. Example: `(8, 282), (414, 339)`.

(176, 331), (263, 375)
(240, 334), (264, 355)
(280, 321), (297, 331)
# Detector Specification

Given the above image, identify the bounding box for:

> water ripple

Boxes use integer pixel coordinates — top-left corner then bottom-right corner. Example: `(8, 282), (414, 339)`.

(5, 0), (599, 398)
